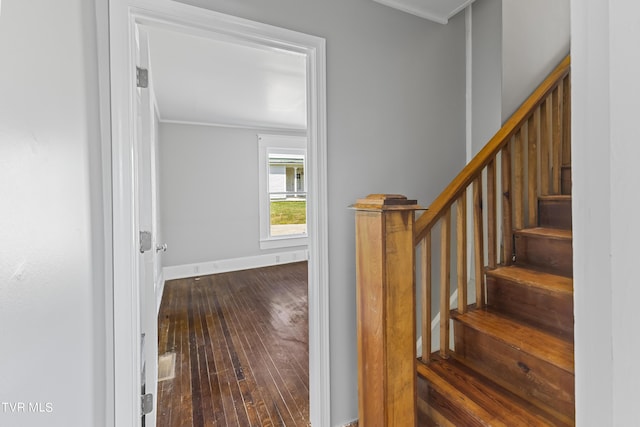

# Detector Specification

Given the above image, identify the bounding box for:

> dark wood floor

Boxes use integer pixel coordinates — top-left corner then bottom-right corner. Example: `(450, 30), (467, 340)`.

(157, 262), (309, 427)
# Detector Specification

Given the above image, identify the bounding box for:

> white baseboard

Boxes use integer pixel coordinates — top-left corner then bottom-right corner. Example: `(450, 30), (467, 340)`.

(162, 249), (309, 281)
(155, 271), (165, 315)
(416, 288), (459, 355)
(416, 277), (478, 355)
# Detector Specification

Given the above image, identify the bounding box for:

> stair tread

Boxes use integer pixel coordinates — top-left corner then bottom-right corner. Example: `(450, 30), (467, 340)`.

(538, 194), (571, 201)
(452, 309), (574, 374)
(486, 265), (573, 295)
(418, 355), (571, 427)
(515, 227), (572, 240)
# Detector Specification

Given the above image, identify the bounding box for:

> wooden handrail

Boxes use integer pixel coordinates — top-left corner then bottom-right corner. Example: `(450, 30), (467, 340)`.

(414, 55), (570, 244)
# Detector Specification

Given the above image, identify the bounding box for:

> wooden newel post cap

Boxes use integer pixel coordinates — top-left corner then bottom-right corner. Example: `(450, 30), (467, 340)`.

(351, 194), (423, 211)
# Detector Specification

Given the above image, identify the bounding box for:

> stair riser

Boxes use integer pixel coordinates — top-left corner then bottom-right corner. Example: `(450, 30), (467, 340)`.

(486, 276), (574, 338)
(538, 199), (572, 230)
(514, 234), (572, 277)
(453, 322), (575, 421)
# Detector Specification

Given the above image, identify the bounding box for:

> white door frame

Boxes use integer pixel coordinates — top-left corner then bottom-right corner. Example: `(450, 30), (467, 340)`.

(106, 1), (330, 426)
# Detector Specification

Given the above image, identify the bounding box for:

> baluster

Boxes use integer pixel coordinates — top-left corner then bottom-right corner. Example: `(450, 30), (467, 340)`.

(552, 86), (562, 194)
(528, 110), (539, 227)
(440, 211), (451, 358)
(456, 194), (467, 314)
(540, 98), (551, 196)
(562, 75), (572, 167)
(473, 177), (485, 307)
(486, 160), (497, 270)
(514, 130), (525, 230)
(561, 76), (572, 194)
(501, 143), (513, 265)
(421, 234), (431, 362)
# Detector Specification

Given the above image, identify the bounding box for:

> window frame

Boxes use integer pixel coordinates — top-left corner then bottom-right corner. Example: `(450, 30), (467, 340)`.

(258, 134), (309, 249)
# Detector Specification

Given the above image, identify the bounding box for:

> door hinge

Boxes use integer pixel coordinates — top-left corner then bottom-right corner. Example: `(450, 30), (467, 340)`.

(136, 67), (148, 88)
(141, 393), (153, 416)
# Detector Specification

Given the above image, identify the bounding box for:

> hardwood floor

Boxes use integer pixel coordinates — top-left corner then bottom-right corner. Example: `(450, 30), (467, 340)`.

(157, 262), (309, 427)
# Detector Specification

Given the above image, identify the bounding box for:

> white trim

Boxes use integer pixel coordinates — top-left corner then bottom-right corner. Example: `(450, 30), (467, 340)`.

(416, 289), (460, 355)
(156, 271), (165, 314)
(447, 0), (476, 22)
(109, 1), (141, 425)
(160, 118), (307, 133)
(372, 0), (449, 24)
(305, 32), (331, 427)
(258, 134), (309, 248)
(260, 237), (309, 250)
(417, 277), (477, 355)
(95, 0), (114, 425)
(163, 250), (309, 281)
(372, 0), (476, 25)
(108, 2), (330, 426)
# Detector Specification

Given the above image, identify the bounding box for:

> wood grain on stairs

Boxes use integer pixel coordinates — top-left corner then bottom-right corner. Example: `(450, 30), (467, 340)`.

(486, 265), (574, 338)
(538, 195), (572, 230)
(561, 166), (571, 195)
(452, 309), (575, 424)
(452, 309), (574, 374)
(514, 227), (573, 277)
(417, 355), (572, 427)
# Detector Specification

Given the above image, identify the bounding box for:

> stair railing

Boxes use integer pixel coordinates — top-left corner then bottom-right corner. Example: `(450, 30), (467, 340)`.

(416, 55), (571, 361)
(352, 55), (570, 426)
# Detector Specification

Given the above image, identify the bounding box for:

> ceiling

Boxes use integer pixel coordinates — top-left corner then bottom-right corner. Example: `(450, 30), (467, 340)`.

(372, 0), (475, 24)
(146, 26), (307, 130)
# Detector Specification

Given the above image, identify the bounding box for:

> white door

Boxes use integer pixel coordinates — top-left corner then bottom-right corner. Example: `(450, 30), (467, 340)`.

(134, 25), (158, 427)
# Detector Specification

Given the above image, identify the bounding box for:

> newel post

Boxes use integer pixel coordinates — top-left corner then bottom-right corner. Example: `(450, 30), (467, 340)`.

(352, 194), (421, 427)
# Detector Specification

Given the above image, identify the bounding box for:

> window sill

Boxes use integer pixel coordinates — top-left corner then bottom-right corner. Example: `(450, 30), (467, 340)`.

(260, 235), (309, 250)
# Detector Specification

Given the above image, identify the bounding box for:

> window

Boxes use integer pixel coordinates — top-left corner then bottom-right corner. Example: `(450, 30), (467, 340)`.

(258, 134), (308, 249)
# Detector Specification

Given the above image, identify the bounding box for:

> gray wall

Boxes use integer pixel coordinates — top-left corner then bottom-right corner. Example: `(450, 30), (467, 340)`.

(175, 1), (466, 424)
(158, 123), (306, 266)
(0, 0), (467, 425)
(502, 0), (571, 122)
(472, 0), (502, 156)
(471, 0), (570, 154)
(0, 0), (106, 425)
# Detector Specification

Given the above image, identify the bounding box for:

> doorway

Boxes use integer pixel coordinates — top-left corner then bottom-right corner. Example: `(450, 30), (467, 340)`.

(106, 1), (329, 426)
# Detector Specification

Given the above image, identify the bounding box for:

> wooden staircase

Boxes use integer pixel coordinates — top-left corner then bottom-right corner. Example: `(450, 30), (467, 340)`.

(352, 56), (573, 426)
(417, 185), (574, 426)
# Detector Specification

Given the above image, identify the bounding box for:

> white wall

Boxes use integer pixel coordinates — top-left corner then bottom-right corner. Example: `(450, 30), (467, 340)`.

(502, 0), (570, 122)
(608, 1), (640, 423)
(572, 0), (640, 425)
(174, 1), (466, 424)
(0, 0), (105, 426)
(159, 123), (307, 267)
